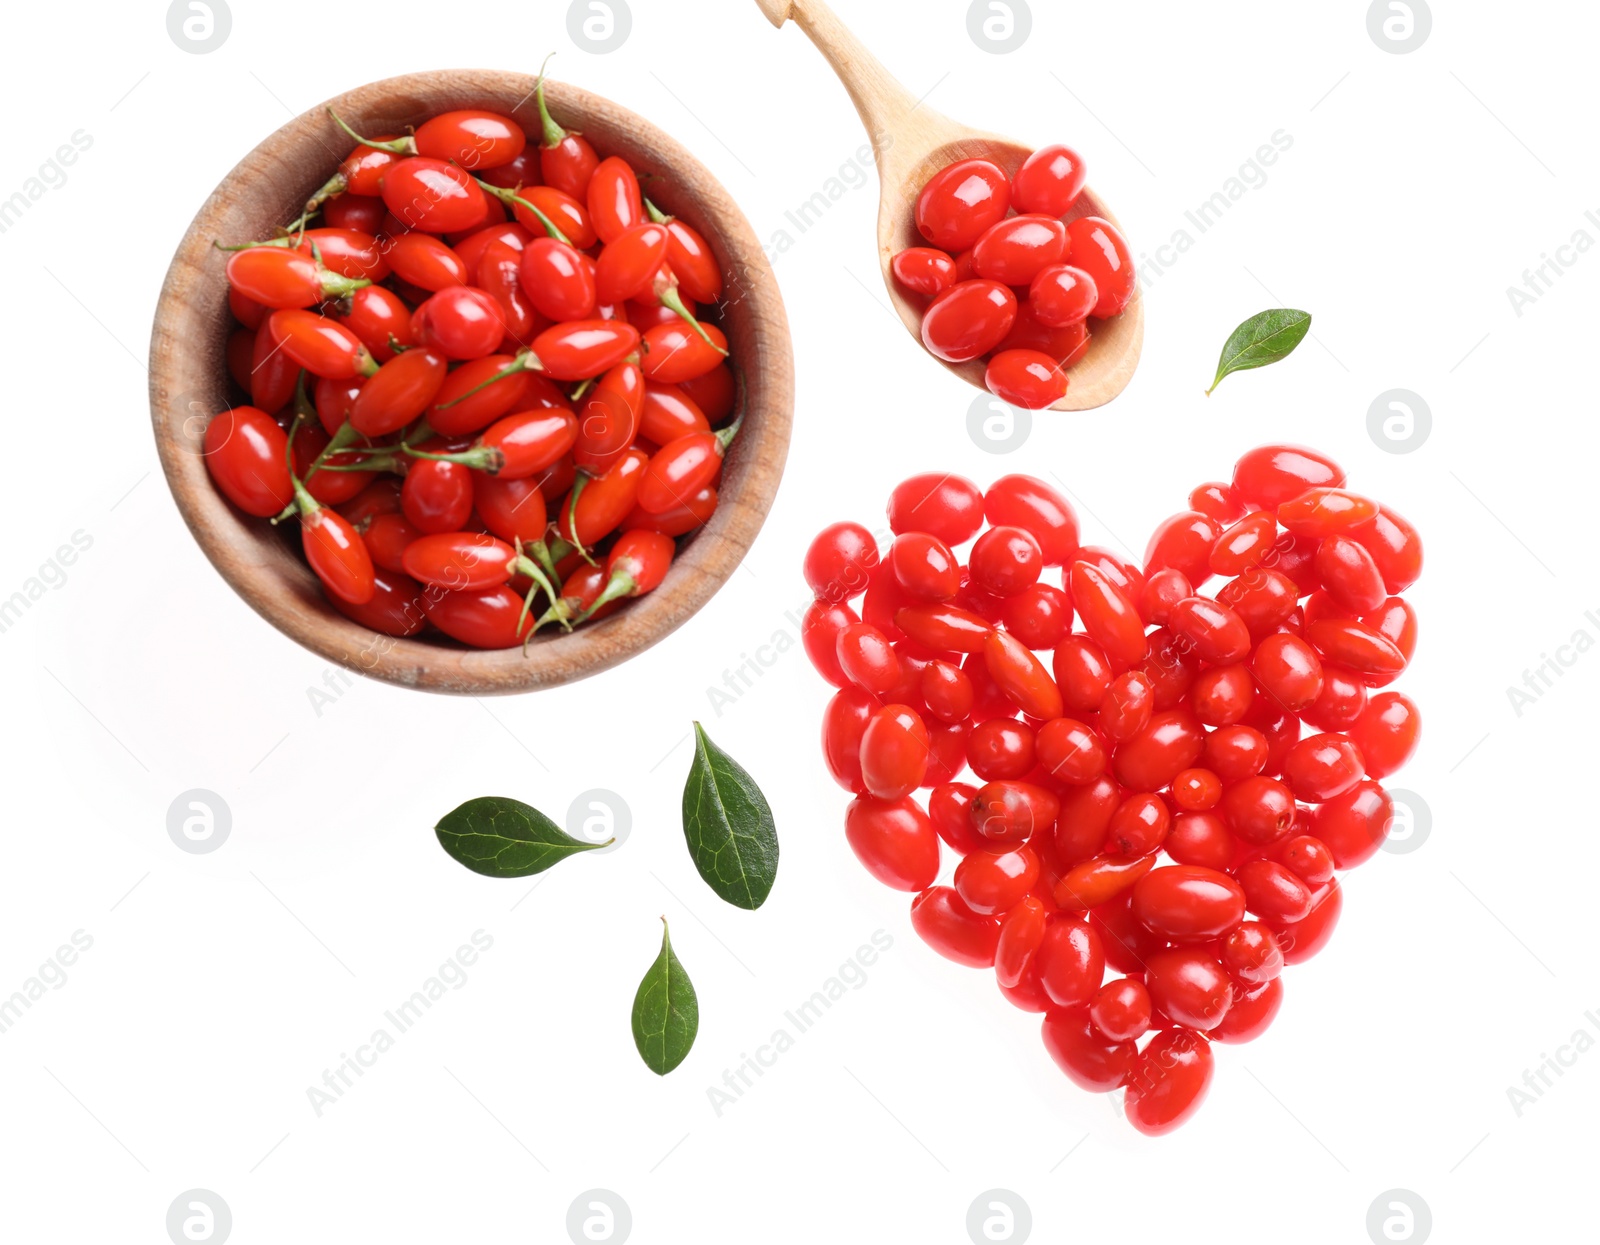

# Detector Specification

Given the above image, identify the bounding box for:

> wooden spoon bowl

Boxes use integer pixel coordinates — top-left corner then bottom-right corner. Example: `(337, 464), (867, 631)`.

(758, 0), (1142, 410)
(149, 69), (793, 695)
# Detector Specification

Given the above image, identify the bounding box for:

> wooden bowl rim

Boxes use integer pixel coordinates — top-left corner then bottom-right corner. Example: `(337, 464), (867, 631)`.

(149, 69), (793, 696)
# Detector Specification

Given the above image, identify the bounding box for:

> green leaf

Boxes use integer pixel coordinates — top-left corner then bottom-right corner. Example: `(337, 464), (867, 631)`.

(1207, 309), (1312, 395)
(682, 721), (779, 909)
(434, 795), (610, 879)
(632, 919), (699, 1075)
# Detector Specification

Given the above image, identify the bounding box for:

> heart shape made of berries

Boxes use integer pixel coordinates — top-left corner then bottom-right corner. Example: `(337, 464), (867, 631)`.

(802, 445), (1421, 1135)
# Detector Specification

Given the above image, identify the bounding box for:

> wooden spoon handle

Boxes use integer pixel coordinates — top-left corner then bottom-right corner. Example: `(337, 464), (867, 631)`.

(754, 0), (919, 157)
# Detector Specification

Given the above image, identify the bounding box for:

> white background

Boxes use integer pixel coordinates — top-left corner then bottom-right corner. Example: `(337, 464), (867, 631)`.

(0, 0), (1592, 1241)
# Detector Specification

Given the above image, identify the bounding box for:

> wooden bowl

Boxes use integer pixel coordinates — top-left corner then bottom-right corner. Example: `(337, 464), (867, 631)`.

(149, 69), (793, 695)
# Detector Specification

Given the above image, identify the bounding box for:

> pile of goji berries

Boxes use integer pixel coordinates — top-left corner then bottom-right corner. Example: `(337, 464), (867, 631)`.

(892, 145), (1134, 409)
(802, 446), (1421, 1134)
(203, 77), (739, 648)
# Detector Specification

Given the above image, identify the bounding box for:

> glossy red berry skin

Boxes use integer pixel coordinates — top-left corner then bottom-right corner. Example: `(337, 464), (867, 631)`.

(1100, 672), (1154, 743)
(918, 784), (982, 859)
(1123, 1029), (1214, 1135)
(994, 898), (1049, 989)
(595, 222), (671, 304)
(1035, 919), (1106, 1008)
(422, 584), (534, 648)
(1252, 632), (1325, 712)
(1347, 692), (1420, 779)
(802, 600), (860, 689)
(1028, 265), (1098, 327)
(1114, 711), (1206, 793)
(226, 247), (333, 310)
(1036, 718), (1107, 786)
(1282, 733), (1366, 802)
(1305, 617), (1407, 679)
(985, 350), (1068, 409)
(921, 661), (975, 724)
(520, 238), (597, 322)
(970, 780), (1059, 844)
(890, 532), (961, 601)
(805, 522), (880, 603)
(1041, 1008), (1135, 1092)
(1053, 637), (1113, 713)
(984, 475), (1079, 565)
(473, 474), (549, 546)
(860, 704), (931, 800)
(972, 215), (1068, 286)
(534, 319), (642, 381)
(1144, 948), (1233, 1032)
(1145, 512), (1222, 587)
(1236, 859), (1315, 923)
(1271, 877), (1343, 965)
(910, 887), (1002, 967)
(540, 127), (599, 198)
(1315, 534), (1387, 613)
(921, 280), (1018, 363)
(381, 157), (487, 233)
(896, 604), (992, 653)
(1070, 562), (1147, 666)
(887, 473), (984, 545)
(1001, 584), (1071, 650)
(1064, 216), (1136, 317)
(891, 247), (958, 298)
(1278, 488), (1379, 538)
(845, 796), (941, 891)
(996, 305), (1088, 366)
(1132, 866), (1246, 940)
(401, 457), (475, 535)
(1311, 779), (1393, 868)
(1220, 921), (1285, 984)
(821, 687), (876, 793)
(1106, 792), (1169, 857)
(1164, 813), (1236, 871)
(639, 321), (728, 384)
(267, 310), (375, 380)
(401, 532), (515, 591)
(1275, 835), (1337, 887)
(586, 156), (643, 245)
(412, 286), (505, 360)
(954, 845), (1040, 916)
(836, 622), (902, 696)
(203, 406), (294, 517)
(658, 216), (722, 303)
(1089, 977), (1152, 1042)
(334, 286), (415, 363)
(1220, 775), (1297, 845)
(1189, 482), (1244, 525)
(1232, 445), (1346, 509)
(1168, 597), (1251, 664)
(300, 506), (375, 606)
(331, 569), (426, 637)
(1013, 144), (1088, 215)
(967, 719), (1035, 781)
(915, 159), (1011, 251)
(1351, 506), (1424, 594)
(1213, 978), (1284, 1044)
(412, 110), (526, 169)
(1170, 768), (1222, 812)
(636, 432), (721, 515)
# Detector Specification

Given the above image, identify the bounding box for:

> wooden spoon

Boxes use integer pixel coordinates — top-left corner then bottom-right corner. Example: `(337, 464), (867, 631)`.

(755, 0), (1142, 411)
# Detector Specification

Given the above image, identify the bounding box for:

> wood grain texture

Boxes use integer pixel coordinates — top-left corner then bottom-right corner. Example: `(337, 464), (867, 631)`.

(768, 0), (1142, 411)
(149, 70), (793, 695)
